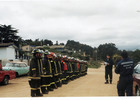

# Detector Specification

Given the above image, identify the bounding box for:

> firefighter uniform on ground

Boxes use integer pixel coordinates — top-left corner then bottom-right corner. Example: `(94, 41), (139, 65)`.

(115, 51), (134, 96)
(28, 49), (43, 97)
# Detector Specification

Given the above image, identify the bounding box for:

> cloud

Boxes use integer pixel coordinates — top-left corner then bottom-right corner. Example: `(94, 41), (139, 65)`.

(0, 0), (140, 50)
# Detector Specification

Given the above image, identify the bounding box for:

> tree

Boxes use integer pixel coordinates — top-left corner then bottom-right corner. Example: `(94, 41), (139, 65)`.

(65, 40), (94, 58)
(130, 49), (140, 64)
(0, 24), (22, 48)
(97, 43), (118, 60)
(0, 24), (19, 43)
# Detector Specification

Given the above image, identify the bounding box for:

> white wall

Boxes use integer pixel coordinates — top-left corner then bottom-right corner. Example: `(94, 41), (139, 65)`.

(0, 46), (15, 60)
(6, 46), (15, 60)
(0, 47), (7, 59)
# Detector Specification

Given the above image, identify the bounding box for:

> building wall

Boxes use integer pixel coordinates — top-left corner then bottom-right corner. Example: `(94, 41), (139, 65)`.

(6, 46), (16, 60)
(0, 46), (15, 60)
(0, 47), (7, 60)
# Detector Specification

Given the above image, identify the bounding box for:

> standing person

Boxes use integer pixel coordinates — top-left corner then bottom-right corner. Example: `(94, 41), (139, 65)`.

(115, 50), (134, 96)
(39, 50), (48, 94)
(104, 55), (113, 84)
(28, 49), (43, 97)
(43, 50), (54, 91)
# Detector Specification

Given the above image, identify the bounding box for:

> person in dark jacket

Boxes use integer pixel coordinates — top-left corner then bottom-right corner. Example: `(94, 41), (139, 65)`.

(43, 50), (54, 91)
(28, 49), (43, 97)
(39, 50), (49, 94)
(115, 50), (134, 96)
(104, 55), (114, 84)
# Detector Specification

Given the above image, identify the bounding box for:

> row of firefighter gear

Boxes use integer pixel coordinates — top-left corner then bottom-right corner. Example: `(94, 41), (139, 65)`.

(28, 49), (88, 97)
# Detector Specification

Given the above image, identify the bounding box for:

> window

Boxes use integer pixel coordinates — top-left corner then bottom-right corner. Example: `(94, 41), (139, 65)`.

(6, 63), (14, 67)
(20, 63), (27, 67)
(14, 63), (20, 67)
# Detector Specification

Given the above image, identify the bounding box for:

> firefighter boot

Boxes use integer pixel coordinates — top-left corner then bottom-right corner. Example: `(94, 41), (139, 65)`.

(47, 86), (54, 91)
(41, 87), (48, 94)
(105, 80), (109, 84)
(31, 90), (36, 97)
(36, 89), (43, 97)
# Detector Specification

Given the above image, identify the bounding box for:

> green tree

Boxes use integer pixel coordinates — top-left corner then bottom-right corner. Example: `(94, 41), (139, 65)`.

(0, 24), (21, 47)
(97, 43), (118, 60)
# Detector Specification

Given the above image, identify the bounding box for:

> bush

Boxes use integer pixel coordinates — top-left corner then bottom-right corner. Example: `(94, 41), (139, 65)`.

(88, 61), (101, 68)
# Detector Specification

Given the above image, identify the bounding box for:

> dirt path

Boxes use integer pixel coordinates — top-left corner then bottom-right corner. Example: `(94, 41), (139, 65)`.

(0, 64), (119, 97)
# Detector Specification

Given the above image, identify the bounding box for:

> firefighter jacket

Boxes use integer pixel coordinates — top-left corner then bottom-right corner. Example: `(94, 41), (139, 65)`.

(49, 58), (58, 76)
(29, 57), (44, 79)
(42, 57), (53, 77)
(55, 59), (62, 75)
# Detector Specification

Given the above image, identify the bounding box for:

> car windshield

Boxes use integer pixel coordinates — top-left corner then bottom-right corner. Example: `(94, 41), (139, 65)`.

(134, 64), (140, 74)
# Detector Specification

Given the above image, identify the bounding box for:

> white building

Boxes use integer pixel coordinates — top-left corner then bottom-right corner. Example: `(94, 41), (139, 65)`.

(0, 43), (17, 60)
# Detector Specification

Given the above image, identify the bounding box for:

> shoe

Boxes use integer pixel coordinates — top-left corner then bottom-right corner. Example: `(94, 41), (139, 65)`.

(48, 87), (54, 91)
(41, 87), (48, 94)
(36, 89), (43, 97)
(31, 90), (36, 97)
(104, 82), (109, 84)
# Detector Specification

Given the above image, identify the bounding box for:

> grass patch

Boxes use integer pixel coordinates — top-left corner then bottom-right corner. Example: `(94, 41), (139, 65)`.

(88, 61), (102, 69)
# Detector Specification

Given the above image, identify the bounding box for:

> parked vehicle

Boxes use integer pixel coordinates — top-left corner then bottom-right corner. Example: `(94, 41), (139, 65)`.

(3, 62), (30, 77)
(0, 70), (15, 85)
(133, 62), (140, 96)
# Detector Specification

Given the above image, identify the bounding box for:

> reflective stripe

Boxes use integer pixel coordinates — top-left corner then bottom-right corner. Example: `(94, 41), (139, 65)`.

(54, 74), (59, 76)
(54, 61), (58, 74)
(40, 75), (53, 77)
(28, 77), (41, 79)
(37, 60), (40, 75)
(32, 68), (36, 71)
(48, 60), (52, 74)
(31, 87), (40, 90)
(40, 59), (43, 75)
(61, 78), (66, 81)
(50, 82), (55, 85)
(58, 61), (62, 73)
(121, 61), (133, 65)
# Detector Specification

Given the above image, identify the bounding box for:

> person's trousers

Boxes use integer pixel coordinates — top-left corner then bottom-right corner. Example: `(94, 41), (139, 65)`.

(117, 76), (133, 96)
(105, 68), (112, 83)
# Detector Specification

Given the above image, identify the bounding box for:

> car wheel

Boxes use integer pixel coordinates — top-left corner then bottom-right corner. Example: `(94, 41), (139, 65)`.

(3, 76), (9, 85)
(136, 87), (140, 96)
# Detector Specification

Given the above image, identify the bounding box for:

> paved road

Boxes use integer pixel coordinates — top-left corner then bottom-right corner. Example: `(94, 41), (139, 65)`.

(0, 64), (119, 97)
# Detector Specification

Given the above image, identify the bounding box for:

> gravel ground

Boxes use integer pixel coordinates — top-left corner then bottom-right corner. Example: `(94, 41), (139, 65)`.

(0, 63), (119, 97)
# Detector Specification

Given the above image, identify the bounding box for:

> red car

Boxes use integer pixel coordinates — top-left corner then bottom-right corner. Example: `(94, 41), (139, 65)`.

(0, 64), (15, 85)
(133, 62), (140, 96)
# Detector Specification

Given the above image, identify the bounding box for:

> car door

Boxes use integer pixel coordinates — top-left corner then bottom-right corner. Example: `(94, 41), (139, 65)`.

(19, 63), (29, 75)
(14, 63), (22, 76)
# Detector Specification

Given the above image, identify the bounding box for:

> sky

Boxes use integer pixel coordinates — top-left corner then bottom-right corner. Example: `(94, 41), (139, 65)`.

(0, 0), (140, 50)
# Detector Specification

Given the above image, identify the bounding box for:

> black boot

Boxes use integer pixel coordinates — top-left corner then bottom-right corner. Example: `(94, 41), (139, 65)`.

(36, 89), (43, 97)
(110, 80), (112, 84)
(41, 87), (48, 94)
(31, 90), (36, 97)
(105, 80), (109, 84)
(47, 86), (54, 91)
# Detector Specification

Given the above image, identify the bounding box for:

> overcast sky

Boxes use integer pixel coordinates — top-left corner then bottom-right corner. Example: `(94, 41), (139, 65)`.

(0, 0), (140, 50)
